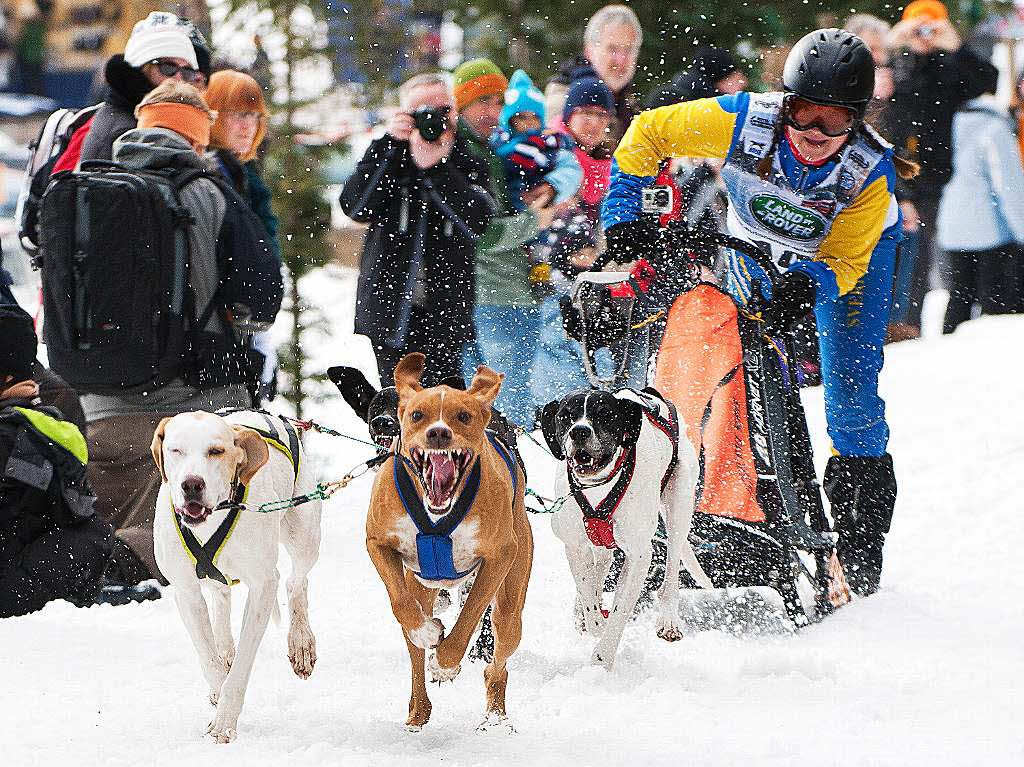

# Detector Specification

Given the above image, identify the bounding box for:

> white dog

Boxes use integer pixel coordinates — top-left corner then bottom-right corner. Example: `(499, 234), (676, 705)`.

(151, 410), (321, 743)
(541, 388), (713, 668)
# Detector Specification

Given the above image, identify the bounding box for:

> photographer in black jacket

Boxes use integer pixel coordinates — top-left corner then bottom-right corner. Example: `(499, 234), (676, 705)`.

(340, 72), (496, 386)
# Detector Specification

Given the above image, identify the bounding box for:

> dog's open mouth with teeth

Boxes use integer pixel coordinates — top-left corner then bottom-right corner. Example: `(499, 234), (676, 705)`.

(177, 500), (212, 526)
(567, 445), (620, 481)
(409, 447), (475, 512)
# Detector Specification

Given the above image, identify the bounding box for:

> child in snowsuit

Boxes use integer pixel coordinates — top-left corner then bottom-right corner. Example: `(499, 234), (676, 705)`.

(491, 69), (581, 212)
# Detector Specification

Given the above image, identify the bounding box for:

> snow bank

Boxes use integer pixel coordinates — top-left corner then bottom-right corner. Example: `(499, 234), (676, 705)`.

(3, 267), (1020, 766)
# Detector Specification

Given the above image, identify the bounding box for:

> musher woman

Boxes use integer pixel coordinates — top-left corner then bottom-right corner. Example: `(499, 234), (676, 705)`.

(601, 29), (918, 596)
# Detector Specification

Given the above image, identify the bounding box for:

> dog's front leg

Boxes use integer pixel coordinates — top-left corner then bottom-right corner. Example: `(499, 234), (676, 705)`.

(564, 541), (605, 636)
(173, 584), (228, 706)
(207, 573), (279, 744)
(366, 538), (443, 648)
(208, 584), (235, 673)
(593, 540), (652, 670)
(432, 543), (517, 679)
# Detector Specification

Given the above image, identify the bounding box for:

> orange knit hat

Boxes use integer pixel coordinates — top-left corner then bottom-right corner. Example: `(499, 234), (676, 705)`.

(136, 101), (213, 148)
(206, 70), (268, 162)
(901, 0), (949, 22)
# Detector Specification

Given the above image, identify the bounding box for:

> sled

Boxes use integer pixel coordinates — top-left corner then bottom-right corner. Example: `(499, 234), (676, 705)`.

(576, 224), (850, 627)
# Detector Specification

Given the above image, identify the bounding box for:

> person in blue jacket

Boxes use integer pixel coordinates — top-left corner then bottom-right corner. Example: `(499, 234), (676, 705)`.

(601, 29), (920, 596)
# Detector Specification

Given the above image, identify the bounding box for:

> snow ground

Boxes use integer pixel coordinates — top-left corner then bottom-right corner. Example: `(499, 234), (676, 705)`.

(2, 265), (1021, 766)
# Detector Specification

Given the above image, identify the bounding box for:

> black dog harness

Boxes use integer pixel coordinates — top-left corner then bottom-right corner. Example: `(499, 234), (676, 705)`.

(571, 388), (680, 549)
(394, 432), (518, 581)
(172, 412), (302, 586)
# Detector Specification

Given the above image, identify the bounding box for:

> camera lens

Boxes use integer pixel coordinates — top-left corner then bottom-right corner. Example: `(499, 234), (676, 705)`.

(413, 106), (450, 143)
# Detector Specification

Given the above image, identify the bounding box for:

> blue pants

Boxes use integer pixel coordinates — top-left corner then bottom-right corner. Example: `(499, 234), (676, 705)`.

(463, 304), (540, 429)
(728, 242), (896, 458)
(890, 231), (917, 325)
(531, 296), (592, 404)
(531, 296), (648, 405)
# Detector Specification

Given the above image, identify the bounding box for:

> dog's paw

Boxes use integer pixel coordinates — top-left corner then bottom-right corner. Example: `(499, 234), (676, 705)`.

(427, 651), (461, 684)
(590, 643), (616, 670)
(655, 616), (685, 643)
(477, 711), (516, 734)
(408, 618), (445, 650)
(287, 623), (317, 679)
(206, 720), (237, 744)
(434, 589), (452, 614)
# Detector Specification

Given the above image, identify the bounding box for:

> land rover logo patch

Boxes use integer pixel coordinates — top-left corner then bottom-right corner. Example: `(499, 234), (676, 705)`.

(749, 195), (826, 241)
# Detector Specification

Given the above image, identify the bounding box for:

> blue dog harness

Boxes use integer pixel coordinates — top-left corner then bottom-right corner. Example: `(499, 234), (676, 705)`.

(394, 432), (518, 581)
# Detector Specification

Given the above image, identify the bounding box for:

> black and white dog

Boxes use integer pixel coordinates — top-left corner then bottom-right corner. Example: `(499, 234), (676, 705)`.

(541, 387), (713, 668)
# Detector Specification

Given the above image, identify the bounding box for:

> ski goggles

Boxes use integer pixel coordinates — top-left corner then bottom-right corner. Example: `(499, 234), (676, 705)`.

(783, 96), (859, 137)
(149, 59), (203, 84)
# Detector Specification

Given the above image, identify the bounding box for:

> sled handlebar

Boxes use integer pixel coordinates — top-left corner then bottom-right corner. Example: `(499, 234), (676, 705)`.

(595, 219), (780, 289)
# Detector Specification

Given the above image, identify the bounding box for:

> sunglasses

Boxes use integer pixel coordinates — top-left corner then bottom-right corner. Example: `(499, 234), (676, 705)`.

(150, 59), (202, 83)
(783, 97), (858, 138)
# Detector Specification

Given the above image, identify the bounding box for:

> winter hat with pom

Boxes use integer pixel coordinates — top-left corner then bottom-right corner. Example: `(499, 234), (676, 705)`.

(501, 69), (546, 131)
(562, 77), (615, 122)
(124, 12), (198, 70)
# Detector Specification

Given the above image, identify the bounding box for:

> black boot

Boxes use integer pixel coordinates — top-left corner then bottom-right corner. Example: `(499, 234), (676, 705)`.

(823, 454), (896, 597)
(94, 539), (162, 606)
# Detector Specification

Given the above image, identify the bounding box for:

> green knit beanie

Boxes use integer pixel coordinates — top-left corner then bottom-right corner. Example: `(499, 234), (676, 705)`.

(453, 58), (508, 110)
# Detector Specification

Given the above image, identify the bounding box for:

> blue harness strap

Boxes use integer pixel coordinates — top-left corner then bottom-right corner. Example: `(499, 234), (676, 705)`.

(394, 434), (520, 582)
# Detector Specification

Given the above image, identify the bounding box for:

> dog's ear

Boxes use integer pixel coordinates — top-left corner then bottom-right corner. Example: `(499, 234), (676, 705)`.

(618, 398), (644, 448)
(150, 416), (174, 483)
(393, 353), (426, 402)
(327, 365), (379, 423)
(468, 365), (503, 409)
(232, 426), (270, 485)
(540, 400), (565, 460)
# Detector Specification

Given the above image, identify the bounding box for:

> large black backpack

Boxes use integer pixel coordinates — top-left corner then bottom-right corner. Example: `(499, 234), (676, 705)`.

(37, 161), (208, 395)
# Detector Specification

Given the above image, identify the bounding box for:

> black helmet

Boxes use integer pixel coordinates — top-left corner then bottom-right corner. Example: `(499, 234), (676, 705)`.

(782, 28), (874, 118)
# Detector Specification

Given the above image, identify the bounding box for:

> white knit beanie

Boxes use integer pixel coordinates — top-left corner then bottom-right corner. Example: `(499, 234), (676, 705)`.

(123, 12), (198, 70)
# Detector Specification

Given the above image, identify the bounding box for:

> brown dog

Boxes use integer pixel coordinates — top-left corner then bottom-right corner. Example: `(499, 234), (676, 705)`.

(365, 353), (533, 731)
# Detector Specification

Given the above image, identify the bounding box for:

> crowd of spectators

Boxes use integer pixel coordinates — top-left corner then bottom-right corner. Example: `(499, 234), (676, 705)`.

(4, 1), (1024, 616)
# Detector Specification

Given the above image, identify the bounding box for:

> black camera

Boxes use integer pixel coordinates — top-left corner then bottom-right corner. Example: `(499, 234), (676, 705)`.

(412, 105), (451, 143)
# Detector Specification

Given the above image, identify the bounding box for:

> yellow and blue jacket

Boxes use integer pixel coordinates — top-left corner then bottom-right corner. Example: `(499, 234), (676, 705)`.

(603, 91), (901, 304)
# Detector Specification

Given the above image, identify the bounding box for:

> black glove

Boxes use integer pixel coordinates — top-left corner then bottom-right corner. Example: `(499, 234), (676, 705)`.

(603, 218), (658, 265)
(758, 270), (816, 334)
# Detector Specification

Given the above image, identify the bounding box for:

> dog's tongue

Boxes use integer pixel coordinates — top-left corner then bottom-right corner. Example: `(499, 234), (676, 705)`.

(427, 452), (456, 507)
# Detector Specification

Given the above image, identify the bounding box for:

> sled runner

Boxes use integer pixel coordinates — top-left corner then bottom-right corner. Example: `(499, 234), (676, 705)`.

(569, 222), (849, 627)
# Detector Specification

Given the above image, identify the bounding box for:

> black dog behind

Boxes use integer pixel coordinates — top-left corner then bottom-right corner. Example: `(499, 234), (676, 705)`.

(327, 366), (401, 452)
(327, 365), (521, 460)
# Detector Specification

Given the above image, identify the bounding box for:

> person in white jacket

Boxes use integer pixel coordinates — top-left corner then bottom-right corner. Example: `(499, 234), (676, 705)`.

(938, 94), (1024, 333)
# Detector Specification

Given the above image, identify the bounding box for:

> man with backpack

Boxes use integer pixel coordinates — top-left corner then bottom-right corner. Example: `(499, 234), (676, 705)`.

(37, 81), (283, 583)
(16, 13), (212, 256)
(81, 12), (210, 164)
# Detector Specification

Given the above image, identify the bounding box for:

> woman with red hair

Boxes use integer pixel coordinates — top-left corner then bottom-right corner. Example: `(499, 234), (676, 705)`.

(205, 69), (280, 401)
(206, 69), (278, 259)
